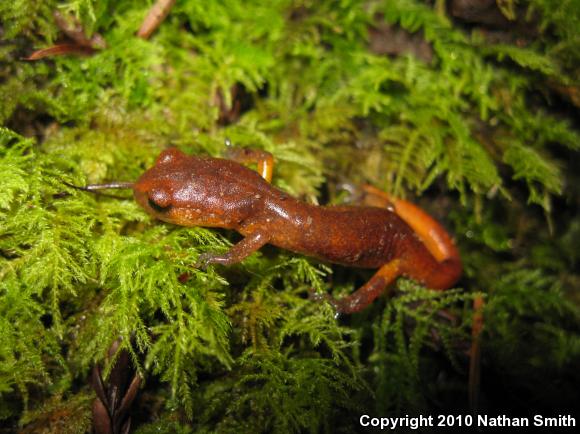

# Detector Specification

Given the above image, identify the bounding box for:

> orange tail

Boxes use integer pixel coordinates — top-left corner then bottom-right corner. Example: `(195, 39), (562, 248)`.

(361, 185), (462, 289)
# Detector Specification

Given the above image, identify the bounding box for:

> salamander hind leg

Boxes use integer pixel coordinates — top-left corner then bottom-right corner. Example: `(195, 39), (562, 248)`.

(360, 185), (462, 289)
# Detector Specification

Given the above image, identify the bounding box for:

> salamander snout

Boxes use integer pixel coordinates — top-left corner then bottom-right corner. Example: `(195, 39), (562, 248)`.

(133, 175), (175, 219)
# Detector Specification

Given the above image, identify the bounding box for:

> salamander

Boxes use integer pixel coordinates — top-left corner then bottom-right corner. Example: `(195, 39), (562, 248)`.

(77, 147), (462, 313)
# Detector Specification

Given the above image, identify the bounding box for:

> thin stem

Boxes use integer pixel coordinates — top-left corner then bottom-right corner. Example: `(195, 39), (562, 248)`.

(61, 181), (134, 199)
(63, 181), (134, 191)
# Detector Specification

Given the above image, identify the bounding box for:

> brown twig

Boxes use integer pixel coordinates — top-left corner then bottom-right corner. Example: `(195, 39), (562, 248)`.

(92, 339), (143, 434)
(137, 0), (176, 39)
(23, 43), (95, 60)
(53, 11), (107, 49)
(25, 11), (106, 60)
(468, 294), (485, 414)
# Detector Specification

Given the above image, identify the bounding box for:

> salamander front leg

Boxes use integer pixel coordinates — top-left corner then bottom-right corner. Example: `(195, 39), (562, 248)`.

(196, 231), (270, 268)
(329, 260), (402, 314)
(223, 146), (275, 183)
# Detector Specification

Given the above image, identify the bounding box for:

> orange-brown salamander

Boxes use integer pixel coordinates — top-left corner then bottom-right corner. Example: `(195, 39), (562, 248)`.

(75, 147), (462, 314)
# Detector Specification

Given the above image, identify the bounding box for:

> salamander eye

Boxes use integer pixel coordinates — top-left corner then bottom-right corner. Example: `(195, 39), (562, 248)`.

(148, 197), (172, 213)
(147, 188), (172, 212)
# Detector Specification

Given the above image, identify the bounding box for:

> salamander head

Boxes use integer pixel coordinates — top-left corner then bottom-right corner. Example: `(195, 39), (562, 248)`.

(71, 147), (261, 229)
(133, 147), (248, 228)
(133, 148), (202, 225)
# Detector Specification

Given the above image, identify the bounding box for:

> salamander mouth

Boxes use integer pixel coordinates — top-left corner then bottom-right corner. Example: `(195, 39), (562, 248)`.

(148, 197), (173, 213)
